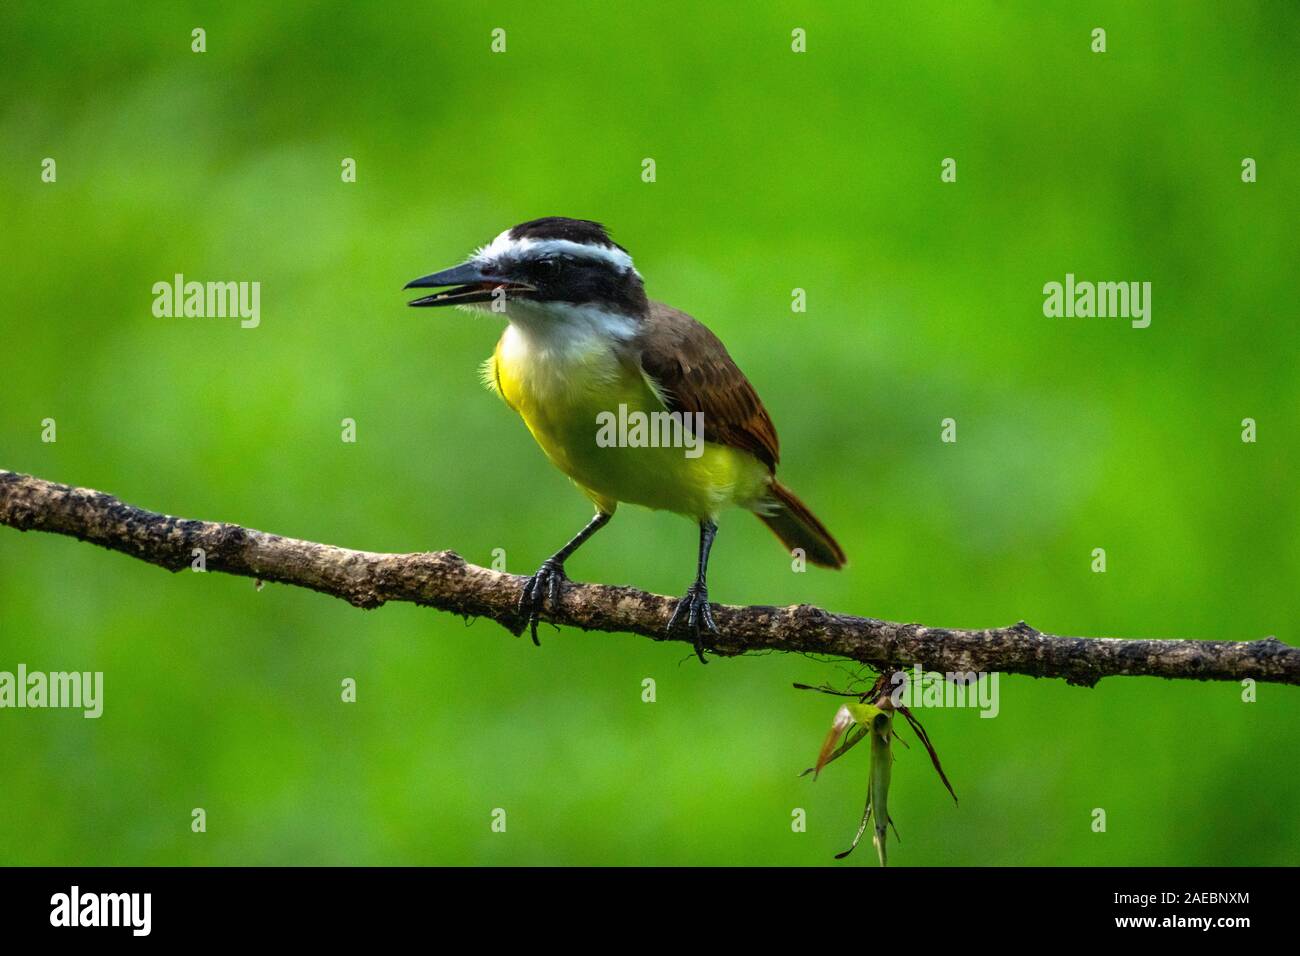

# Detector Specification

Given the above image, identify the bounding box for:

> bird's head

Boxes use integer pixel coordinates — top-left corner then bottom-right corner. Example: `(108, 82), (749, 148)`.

(405, 217), (648, 318)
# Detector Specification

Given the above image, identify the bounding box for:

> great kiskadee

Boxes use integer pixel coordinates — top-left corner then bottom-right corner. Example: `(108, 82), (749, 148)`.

(406, 217), (845, 662)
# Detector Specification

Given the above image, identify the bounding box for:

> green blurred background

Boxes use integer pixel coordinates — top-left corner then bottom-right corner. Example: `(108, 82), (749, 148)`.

(1, 1), (1296, 866)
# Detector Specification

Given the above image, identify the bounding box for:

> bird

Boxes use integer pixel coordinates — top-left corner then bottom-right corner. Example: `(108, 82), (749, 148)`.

(405, 217), (845, 662)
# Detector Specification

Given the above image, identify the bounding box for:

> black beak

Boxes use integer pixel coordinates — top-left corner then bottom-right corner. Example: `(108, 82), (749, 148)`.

(404, 262), (532, 307)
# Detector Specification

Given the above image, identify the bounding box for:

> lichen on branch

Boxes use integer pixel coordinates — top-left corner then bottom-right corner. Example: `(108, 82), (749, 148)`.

(1, 469), (1296, 687)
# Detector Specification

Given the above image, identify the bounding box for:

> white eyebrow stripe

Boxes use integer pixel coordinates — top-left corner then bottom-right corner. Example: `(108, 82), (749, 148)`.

(473, 233), (638, 274)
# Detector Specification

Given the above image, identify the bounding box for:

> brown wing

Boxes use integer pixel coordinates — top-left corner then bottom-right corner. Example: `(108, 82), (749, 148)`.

(632, 302), (780, 472)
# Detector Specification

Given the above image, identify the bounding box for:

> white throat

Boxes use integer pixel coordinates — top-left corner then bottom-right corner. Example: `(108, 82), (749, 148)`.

(499, 299), (639, 355)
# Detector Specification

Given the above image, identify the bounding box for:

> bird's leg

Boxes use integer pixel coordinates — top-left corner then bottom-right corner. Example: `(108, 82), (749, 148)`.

(667, 519), (720, 664)
(517, 511), (612, 645)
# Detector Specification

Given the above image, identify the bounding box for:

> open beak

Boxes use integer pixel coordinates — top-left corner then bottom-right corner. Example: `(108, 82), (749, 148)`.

(404, 263), (533, 307)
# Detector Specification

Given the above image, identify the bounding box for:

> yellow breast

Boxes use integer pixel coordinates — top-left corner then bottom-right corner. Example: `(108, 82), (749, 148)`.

(485, 323), (769, 519)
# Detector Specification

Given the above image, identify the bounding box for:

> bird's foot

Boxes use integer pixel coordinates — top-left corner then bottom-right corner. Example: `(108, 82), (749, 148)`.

(667, 581), (719, 664)
(517, 558), (567, 645)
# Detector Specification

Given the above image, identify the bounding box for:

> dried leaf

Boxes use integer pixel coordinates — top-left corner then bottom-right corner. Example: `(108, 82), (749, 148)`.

(811, 704), (856, 778)
(801, 724), (868, 778)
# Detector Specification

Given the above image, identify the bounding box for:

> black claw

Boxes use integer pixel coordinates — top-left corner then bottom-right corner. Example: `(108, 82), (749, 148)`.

(518, 559), (566, 646)
(667, 582), (718, 664)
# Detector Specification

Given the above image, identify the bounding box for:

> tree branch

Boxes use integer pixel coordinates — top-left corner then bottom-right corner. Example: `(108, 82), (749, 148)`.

(1, 469), (1295, 687)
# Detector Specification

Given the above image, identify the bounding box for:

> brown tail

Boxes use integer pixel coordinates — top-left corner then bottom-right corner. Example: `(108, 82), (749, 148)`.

(755, 480), (847, 569)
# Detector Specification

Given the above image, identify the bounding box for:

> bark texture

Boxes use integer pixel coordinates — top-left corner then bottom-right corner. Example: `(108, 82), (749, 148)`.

(2, 469), (1295, 687)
